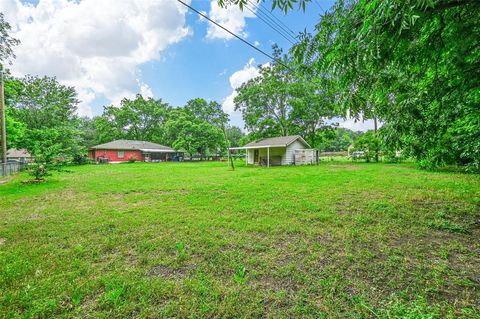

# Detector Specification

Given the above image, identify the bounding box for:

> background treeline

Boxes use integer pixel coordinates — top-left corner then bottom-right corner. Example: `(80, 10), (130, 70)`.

(3, 74), (243, 161)
(3, 72), (363, 162)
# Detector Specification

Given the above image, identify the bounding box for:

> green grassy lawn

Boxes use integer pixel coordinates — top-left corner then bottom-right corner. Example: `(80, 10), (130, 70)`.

(1, 162), (479, 318)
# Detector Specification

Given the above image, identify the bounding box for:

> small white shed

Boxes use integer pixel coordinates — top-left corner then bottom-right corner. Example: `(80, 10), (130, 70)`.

(228, 135), (318, 167)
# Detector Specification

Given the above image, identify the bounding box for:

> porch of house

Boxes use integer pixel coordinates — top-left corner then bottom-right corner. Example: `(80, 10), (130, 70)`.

(249, 147), (285, 166)
(141, 150), (184, 162)
(228, 146), (286, 167)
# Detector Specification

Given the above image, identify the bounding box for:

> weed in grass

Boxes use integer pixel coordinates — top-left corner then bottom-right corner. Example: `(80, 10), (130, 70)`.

(175, 241), (187, 258)
(71, 291), (82, 307)
(428, 211), (467, 233)
(74, 244), (85, 255)
(104, 286), (125, 306)
(381, 296), (441, 319)
(233, 265), (247, 285)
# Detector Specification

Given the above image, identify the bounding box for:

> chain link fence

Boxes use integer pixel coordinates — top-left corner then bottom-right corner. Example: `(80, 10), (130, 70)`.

(1, 162), (28, 177)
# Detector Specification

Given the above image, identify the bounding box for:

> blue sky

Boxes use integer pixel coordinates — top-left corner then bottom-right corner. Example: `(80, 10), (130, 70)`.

(3, 0), (373, 131)
(140, 0), (334, 127)
(142, 0), (330, 106)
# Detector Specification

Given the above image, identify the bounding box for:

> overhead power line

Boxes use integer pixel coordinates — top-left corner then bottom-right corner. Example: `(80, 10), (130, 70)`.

(176, 0), (291, 70)
(314, 0), (326, 14)
(243, 3), (296, 45)
(244, 1), (297, 45)
(247, 0), (297, 38)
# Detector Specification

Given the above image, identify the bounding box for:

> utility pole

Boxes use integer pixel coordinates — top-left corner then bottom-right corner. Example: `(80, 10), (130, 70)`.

(0, 69), (7, 164)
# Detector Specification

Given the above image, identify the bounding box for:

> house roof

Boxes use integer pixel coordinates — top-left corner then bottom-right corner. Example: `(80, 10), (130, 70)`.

(6, 149), (32, 158)
(230, 135), (311, 150)
(91, 140), (174, 152)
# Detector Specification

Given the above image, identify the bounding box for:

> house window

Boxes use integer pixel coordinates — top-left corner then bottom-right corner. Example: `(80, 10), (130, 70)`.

(118, 150), (124, 158)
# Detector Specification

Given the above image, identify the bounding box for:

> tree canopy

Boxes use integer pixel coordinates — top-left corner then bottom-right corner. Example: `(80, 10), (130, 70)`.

(98, 95), (171, 144)
(234, 45), (338, 148)
(0, 12), (20, 66)
(292, 0), (480, 170)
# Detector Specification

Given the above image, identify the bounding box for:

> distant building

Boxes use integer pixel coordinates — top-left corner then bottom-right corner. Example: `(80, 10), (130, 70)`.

(6, 149), (32, 163)
(229, 135), (318, 167)
(89, 140), (183, 163)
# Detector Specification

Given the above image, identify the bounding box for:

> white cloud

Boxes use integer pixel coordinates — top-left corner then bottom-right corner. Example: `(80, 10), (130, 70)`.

(206, 0), (256, 40)
(0, 0), (191, 117)
(139, 82), (154, 99)
(222, 58), (260, 114)
(338, 118), (381, 132)
(198, 10), (207, 22)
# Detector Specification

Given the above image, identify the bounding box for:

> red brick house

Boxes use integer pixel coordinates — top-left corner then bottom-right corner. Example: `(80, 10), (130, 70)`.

(89, 140), (182, 163)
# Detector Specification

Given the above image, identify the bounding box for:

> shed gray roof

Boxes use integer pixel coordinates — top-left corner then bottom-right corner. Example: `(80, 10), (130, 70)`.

(7, 149), (32, 158)
(91, 140), (174, 151)
(241, 135), (310, 149)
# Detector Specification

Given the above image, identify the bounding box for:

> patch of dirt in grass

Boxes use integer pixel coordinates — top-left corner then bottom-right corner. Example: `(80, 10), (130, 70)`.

(411, 197), (449, 210)
(341, 231), (480, 308)
(79, 289), (104, 312)
(24, 213), (47, 221)
(0, 238), (6, 245)
(146, 265), (193, 279)
(411, 196), (476, 213)
(333, 191), (384, 215)
(252, 275), (300, 293)
(412, 197), (479, 232)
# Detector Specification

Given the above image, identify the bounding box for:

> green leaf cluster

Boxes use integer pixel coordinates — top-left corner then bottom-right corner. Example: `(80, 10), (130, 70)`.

(294, 0), (480, 171)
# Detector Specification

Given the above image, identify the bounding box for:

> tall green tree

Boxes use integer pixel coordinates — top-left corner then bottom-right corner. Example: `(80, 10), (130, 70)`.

(165, 108), (225, 159)
(318, 128), (362, 152)
(235, 45), (338, 143)
(225, 126), (244, 148)
(234, 46), (292, 137)
(184, 98), (229, 129)
(9, 76), (82, 160)
(185, 98), (230, 148)
(3, 76), (25, 150)
(12, 76), (79, 130)
(100, 94), (171, 143)
(288, 73), (338, 147)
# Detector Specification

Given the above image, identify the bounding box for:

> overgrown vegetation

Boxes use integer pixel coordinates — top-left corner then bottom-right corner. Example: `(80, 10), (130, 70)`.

(292, 0), (480, 171)
(0, 162), (478, 317)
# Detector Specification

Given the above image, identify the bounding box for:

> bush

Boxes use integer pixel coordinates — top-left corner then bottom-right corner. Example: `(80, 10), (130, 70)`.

(128, 156), (138, 163)
(72, 154), (89, 165)
(29, 163), (48, 180)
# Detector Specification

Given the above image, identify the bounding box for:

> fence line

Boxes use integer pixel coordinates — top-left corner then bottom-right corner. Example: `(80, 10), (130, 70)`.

(1, 162), (28, 177)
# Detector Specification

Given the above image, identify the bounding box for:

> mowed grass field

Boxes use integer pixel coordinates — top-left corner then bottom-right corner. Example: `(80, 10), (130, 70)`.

(0, 162), (479, 318)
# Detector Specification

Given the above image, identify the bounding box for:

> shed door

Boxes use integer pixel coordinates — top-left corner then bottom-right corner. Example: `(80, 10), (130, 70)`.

(254, 150), (259, 164)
